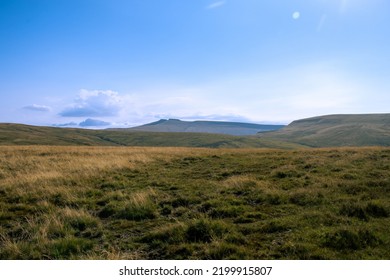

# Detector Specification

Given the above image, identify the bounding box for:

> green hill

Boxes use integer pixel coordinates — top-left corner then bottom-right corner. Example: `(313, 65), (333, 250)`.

(0, 123), (303, 149)
(259, 114), (390, 147)
(0, 123), (111, 146)
(2, 114), (389, 148)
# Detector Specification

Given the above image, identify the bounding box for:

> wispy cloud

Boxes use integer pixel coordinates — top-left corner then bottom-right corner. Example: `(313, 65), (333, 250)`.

(53, 122), (78, 127)
(59, 89), (123, 117)
(160, 62), (365, 123)
(317, 14), (327, 32)
(339, 0), (349, 14)
(23, 104), (51, 112)
(52, 61), (375, 126)
(206, 1), (226, 10)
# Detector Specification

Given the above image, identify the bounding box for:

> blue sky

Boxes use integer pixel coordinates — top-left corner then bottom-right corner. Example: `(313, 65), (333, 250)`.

(1, 0), (389, 127)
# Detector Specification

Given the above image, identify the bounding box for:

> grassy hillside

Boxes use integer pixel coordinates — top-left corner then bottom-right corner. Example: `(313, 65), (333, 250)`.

(259, 114), (390, 147)
(0, 123), (304, 149)
(0, 123), (112, 146)
(1, 146), (389, 259)
(94, 131), (304, 149)
(126, 119), (285, 135)
(2, 113), (389, 148)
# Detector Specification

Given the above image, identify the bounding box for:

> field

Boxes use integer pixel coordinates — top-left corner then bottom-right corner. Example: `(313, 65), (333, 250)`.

(1, 146), (390, 259)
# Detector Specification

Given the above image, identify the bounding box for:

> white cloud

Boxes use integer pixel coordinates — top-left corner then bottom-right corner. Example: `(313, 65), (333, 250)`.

(100, 62), (363, 125)
(206, 1), (226, 10)
(23, 104), (51, 112)
(161, 62), (366, 123)
(54, 61), (378, 127)
(60, 89), (125, 117)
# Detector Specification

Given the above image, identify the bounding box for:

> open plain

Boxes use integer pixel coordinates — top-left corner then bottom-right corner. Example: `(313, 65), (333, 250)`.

(1, 146), (389, 259)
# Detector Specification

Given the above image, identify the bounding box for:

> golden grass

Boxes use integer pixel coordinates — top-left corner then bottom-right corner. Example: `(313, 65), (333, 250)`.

(0, 146), (194, 196)
(1, 146), (389, 259)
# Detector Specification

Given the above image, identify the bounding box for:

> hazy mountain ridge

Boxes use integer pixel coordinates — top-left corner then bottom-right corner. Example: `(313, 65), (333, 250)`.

(0, 123), (303, 149)
(123, 119), (285, 135)
(1, 114), (389, 148)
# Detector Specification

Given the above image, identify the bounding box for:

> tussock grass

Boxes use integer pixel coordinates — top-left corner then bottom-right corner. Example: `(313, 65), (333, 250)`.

(1, 146), (390, 259)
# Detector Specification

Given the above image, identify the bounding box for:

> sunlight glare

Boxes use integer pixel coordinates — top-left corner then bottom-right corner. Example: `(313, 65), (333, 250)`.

(292, 11), (300, 20)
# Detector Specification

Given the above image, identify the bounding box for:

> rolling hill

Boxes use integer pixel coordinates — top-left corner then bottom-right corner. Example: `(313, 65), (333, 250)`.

(259, 114), (390, 147)
(0, 123), (303, 149)
(124, 119), (285, 135)
(1, 114), (389, 148)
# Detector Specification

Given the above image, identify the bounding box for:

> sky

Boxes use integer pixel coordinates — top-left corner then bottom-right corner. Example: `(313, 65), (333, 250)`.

(0, 0), (389, 128)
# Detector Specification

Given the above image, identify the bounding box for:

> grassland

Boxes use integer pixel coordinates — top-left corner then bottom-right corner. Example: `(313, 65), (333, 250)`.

(260, 113), (390, 147)
(0, 123), (304, 149)
(1, 146), (390, 259)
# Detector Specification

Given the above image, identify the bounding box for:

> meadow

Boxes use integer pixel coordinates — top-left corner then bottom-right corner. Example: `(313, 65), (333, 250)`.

(0, 146), (389, 259)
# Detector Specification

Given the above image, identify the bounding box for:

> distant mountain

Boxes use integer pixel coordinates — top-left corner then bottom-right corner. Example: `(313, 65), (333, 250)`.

(1, 114), (389, 148)
(53, 118), (110, 128)
(259, 114), (390, 147)
(79, 118), (110, 127)
(124, 119), (285, 135)
(0, 123), (303, 149)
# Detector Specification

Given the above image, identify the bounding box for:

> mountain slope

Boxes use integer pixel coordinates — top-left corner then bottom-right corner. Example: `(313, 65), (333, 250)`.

(259, 114), (390, 147)
(2, 114), (389, 148)
(0, 123), (112, 146)
(125, 119), (285, 135)
(0, 123), (304, 149)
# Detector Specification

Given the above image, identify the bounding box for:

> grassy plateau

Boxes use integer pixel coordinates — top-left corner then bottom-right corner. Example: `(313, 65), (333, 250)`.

(0, 146), (390, 259)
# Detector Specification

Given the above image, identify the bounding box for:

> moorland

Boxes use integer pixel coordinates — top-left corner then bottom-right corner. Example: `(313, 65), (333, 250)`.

(1, 113), (389, 148)
(1, 145), (389, 259)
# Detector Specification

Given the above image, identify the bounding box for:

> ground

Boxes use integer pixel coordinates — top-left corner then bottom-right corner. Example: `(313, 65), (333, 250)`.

(1, 146), (389, 259)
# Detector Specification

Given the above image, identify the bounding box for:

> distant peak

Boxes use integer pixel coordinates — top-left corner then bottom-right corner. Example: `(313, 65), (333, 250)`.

(148, 119), (168, 126)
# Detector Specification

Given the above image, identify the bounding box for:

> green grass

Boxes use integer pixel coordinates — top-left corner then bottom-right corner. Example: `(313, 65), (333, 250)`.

(1, 146), (390, 259)
(2, 114), (390, 149)
(260, 113), (390, 147)
(0, 123), (305, 149)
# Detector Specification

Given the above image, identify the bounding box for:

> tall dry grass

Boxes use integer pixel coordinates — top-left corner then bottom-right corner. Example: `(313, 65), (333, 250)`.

(1, 146), (389, 259)
(0, 145), (207, 194)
